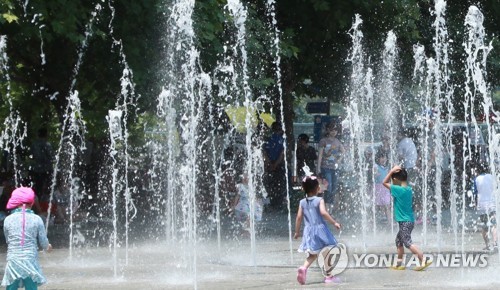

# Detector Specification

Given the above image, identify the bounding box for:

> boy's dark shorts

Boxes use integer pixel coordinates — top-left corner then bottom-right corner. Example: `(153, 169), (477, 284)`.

(480, 211), (496, 230)
(396, 221), (414, 248)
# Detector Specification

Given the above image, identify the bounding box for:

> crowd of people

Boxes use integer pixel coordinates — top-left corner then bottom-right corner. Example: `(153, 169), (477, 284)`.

(217, 118), (498, 239)
(293, 122), (412, 222)
(219, 119), (423, 234)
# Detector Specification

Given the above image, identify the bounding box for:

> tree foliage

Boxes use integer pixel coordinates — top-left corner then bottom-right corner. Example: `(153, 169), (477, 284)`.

(0, 0), (160, 142)
(274, 0), (499, 110)
(0, 0), (499, 145)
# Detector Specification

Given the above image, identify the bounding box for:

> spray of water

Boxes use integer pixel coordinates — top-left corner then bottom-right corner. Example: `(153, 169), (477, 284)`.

(2, 0), (498, 286)
(108, 0), (139, 268)
(434, 0), (458, 250)
(464, 5), (496, 253)
(45, 4), (103, 262)
(265, 0), (293, 263)
(345, 14), (369, 250)
(364, 66), (377, 235)
(226, 0), (253, 265)
(156, 1), (211, 288)
(0, 36), (28, 186)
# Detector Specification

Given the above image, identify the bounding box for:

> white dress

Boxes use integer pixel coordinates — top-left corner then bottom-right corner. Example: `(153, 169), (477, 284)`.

(234, 184), (263, 222)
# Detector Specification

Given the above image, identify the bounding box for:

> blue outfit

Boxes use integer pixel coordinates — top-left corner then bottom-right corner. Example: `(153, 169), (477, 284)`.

(2, 209), (49, 289)
(298, 196), (337, 254)
(264, 133), (286, 208)
(265, 133), (284, 161)
(320, 168), (337, 204)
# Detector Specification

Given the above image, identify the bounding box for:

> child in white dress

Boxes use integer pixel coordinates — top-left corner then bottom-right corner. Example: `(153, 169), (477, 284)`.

(232, 174), (263, 232)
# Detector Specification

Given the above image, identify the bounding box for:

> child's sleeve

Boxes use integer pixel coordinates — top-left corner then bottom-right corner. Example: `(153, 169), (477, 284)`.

(37, 217), (50, 250)
(389, 185), (398, 197)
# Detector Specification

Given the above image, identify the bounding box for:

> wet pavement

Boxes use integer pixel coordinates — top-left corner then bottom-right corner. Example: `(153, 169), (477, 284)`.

(0, 209), (498, 289)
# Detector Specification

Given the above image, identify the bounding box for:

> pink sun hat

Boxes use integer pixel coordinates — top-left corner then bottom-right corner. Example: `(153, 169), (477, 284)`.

(6, 187), (35, 210)
(6, 187), (36, 247)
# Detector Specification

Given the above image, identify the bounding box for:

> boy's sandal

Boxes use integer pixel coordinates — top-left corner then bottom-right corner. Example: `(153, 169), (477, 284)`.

(414, 260), (432, 271)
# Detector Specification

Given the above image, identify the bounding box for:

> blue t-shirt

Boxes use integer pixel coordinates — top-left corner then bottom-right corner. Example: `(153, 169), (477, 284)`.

(390, 184), (414, 222)
(265, 133), (284, 161)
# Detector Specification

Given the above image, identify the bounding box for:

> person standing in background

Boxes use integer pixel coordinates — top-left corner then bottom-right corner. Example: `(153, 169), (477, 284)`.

(296, 133), (317, 180)
(317, 122), (345, 213)
(396, 128), (420, 223)
(263, 122), (286, 210)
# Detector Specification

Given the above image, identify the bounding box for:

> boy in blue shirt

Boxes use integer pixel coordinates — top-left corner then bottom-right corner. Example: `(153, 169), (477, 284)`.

(383, 165), (432, 271)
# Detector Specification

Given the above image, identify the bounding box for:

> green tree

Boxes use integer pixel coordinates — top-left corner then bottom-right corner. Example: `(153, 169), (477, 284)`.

(0, 0), (160, 141)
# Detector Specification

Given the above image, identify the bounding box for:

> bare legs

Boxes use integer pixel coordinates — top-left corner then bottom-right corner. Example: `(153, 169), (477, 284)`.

(482, 225), (498, 250)
(482, 228), (490, 249)
(408, 244), (424, 263)
(301, 254), (317, 269)
(394, 244), (426, 267)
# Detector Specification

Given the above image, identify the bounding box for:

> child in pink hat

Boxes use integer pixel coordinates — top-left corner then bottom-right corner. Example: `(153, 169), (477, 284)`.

(1, 187), (52, 289)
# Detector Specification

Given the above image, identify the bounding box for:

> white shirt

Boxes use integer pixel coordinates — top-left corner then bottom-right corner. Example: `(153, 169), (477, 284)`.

(475, 173), (496, 214)
(397, 137), (417, 169)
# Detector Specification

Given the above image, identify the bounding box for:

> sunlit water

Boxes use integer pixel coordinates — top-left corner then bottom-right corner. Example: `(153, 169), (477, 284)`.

(0, 0), (498, 288)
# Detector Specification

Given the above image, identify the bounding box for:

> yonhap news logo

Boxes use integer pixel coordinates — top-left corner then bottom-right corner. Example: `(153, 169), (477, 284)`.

(317, 243), (349, 276)
(317, 244), (489, 274)
(350, 253), (489, 269)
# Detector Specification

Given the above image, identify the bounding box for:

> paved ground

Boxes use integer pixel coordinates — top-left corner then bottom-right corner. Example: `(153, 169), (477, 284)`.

(0, 209), (498, 290)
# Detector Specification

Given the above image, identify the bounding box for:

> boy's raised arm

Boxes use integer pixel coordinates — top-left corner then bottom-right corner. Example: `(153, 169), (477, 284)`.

(382, 169), (393, 189)
(383, 165), (401, 189)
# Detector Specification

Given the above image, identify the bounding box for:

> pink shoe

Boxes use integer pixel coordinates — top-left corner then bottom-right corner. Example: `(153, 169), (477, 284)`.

(297, 267), (307, 285)
(324, 276), (341, 283)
